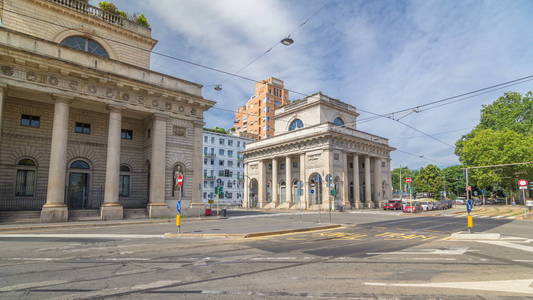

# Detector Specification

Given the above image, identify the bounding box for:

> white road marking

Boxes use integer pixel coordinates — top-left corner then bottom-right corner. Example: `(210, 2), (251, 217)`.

(477, 215), (490, 218)
(477, 241), (533, 253)
(0, 280), (69, 292)
(53, 280), (181, 300)
(2, 257), (65, 261)
(368, 248), (469, 255)
(493, 215), (505, 219)
(0, 234), (164, 239)
(513, 260), (533, 263)
(229, 212), (319, 219)
(506, 216), (517, 219)
(251, 257), (297, 261)
(364, 278), (533, 295)
(381, 257), (457, 261)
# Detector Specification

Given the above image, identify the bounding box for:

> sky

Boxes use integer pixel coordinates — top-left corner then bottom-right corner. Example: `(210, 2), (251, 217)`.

(95, 0), (533, 169)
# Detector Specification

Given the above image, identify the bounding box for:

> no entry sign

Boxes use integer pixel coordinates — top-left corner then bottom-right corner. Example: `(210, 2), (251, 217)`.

(176, 175), (183, 187)
(518, 179), (528, 190)
(405, 177), (412, 183)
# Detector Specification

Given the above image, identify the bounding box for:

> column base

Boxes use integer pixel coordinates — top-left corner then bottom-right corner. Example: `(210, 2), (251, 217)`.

(366, 201), (375, 208)
(354, 202), (362, 209)
(147, 202), (173, 218)
(40, 204), (68, 222)
(100, 204), (123, 220)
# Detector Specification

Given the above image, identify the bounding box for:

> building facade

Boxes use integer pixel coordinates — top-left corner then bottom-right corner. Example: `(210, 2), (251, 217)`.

(0, 0), (214, 221)
(202, 130), (252, 206)
(243, 93), (395, 210)
(233, 77), (289, 140)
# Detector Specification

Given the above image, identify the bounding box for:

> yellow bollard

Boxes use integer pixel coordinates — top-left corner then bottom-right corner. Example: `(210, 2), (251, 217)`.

(467, 215), (473, 229)
(175, 214), (181, 226)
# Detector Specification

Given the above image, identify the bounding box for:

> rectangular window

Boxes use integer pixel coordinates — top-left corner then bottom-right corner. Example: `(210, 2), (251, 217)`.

(219, 149), (225, 155)
(204, 158), (207, 165)
(210, 148), (214, 155)
(228, 181), (233, 188)
(219, 170), (224, 176)
(237, 141), (240, 147)
(204, 147), (208, 155)
(219, 138), (224, 145)
(334, 153), (340, 160)
(211, 137), (215, 143)
(121, 129), (133, 140)
(204, 136), (208, 143)
(210, 159), (214, 165)
(280, 163), (285, 170)
(119, 175), (130, 197)
(228, 150), (233, 157)
(292, 162), (298, 168)
(204, 181), (208, 188)
(20, 114), (40, 128)
(228, 140), (233, 146)
(15, 169), (35, 196)
(219, 160), (224, 166)
(228, 160), (234, 167)
(74, 122), (91, 134)
(204, 170), (208, 177)
(210, 181), (214, 188)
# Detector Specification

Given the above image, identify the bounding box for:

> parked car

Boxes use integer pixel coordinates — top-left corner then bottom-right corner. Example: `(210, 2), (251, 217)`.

(454, 197), (466, 205)
(403, 202), (422, 213)
(384, 200), (403, 210)
(419, 201), (434, 211)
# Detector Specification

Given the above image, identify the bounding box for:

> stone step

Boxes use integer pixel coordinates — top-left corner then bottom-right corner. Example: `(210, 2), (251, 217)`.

(68, 209), (100, 221)
(0, 211), (41, 223)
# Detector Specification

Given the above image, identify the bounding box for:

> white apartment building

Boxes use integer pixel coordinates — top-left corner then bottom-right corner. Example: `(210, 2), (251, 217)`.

(202, 130), (252, 206)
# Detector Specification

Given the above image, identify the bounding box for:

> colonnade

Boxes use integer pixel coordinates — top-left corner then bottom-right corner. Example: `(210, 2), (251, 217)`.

(245, 151), (387, 209)
(39, 95), (169, 222)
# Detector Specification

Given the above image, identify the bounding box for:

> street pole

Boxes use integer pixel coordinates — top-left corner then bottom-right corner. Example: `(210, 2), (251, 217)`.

(399, 166), (403, 200)
(465, 168), (471, 234)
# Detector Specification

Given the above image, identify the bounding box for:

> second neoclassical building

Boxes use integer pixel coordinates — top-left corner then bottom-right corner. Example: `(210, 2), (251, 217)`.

(242, 93), (395, 210)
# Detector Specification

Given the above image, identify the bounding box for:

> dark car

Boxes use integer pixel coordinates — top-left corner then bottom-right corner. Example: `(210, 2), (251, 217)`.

(384, 200), (403, 210)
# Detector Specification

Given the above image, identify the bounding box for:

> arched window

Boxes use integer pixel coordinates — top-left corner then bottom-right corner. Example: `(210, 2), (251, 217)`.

(119, 165), (131, 197)
(333, 117), (344, 126)
(60, 36), (109, 58)
(15, 158), (36, 196)
(288, 119), (304, 131)
(70, 160), (90, 169)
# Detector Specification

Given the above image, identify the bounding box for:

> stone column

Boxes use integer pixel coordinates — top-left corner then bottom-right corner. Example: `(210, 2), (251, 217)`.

(271, 158), (278, 206)
(285, 156), (292, 205)
(41, 96), (71, 222)
(300, 153), (307, 209)
(322, 150), (331, 210)
(186, 121), (205, 216)
(0, 84), (5, 145)
(243, 163), (249, 208)
(373, 157), (382, 207)
(258, 160), (266, 207)
(147, 113), (170, 218)
(341, 152), (349, 209)
(364, 155), (373, 208)
(101, 106), (123, 220)
(353, 154), (361, 209)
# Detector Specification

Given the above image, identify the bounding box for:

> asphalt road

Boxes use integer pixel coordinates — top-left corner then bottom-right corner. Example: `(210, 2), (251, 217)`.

(1, 211), (532, 299)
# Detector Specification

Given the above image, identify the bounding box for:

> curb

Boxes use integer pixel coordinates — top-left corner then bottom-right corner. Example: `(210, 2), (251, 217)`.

(450, 232), (501, 240)
(0, 217), (223, 232)
(164, 224), (342, 239)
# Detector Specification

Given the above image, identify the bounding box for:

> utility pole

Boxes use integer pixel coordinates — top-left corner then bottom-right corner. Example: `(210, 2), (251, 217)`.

(399, 165), (403, 200)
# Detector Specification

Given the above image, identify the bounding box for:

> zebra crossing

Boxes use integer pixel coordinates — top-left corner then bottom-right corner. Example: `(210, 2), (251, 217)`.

(451, 213), (518, 220)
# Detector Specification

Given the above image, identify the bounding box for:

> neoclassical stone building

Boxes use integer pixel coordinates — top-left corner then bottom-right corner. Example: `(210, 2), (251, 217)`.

(0, 0), (214, 221)
(243, 93), (394, 210)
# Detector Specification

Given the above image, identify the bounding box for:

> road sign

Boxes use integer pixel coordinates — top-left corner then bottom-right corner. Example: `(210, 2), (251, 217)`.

(176, 175), (183, 187)
(310, 189), (315, 194)
(518, 179), (528, 190)
(466, 199), (473, 213)
(176, 200), (182, 214)
(330, 189), (337, 196)
(405, 177), (412, 183)
(466, 186), (472, 191)
(473, 191), (478, 196)
(325, 174), (332, 183)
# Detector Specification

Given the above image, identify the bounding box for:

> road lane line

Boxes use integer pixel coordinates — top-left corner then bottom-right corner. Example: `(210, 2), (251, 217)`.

(364, 278), (533, 295)
(0, 234), (164, 239)
(0, 280), (69, 292)
(477, 241), (533, 253)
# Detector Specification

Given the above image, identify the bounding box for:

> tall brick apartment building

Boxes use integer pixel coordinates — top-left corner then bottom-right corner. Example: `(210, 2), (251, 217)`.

(0, 0), (214, 222)
(233, 77), (289, 140)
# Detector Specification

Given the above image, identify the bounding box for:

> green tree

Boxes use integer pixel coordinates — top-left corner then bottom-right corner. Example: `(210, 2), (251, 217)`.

(442, 165), (465, 198)
(391, 167), (417, 193)
(477, 91), (532, 133)
(413, 164), (443, 198)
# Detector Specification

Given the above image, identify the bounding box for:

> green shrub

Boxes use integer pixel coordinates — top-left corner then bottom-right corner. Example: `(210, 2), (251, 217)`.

(134, 13), (150, 28)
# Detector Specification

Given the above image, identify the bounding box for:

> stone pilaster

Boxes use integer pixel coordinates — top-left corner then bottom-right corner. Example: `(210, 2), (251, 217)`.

(271, 158), (278, 206)
(285, 156), (292, 205)
(185, 121), (205, 217)
(341, 152), (349, 209)
(352, 154), (361, 209)
(101, 106), (123, 220)
(147, 113), (171, 218)
(258, 160), (266, 207)
(243, 163), (249, 208)
(299, 153), (307, 209)
(373, 157), (382, 207)
(364, 155), (373, 208)
(0, 84), (5, 146)
(322, 149), (331, 210)
(41, 95), (71, 222)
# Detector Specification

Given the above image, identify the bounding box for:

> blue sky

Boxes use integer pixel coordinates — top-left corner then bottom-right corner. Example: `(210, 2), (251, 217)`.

(95, 0), (533, 169)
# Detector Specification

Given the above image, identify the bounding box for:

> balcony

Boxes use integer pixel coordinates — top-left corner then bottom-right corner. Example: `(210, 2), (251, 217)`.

(48, 0), (151, 37)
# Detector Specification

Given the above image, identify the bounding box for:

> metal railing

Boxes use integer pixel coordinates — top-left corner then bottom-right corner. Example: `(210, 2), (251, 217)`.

(48, 0), (151, 36)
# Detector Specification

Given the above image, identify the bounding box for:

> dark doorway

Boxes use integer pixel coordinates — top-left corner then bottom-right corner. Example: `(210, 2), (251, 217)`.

(67, 173), (89, 209)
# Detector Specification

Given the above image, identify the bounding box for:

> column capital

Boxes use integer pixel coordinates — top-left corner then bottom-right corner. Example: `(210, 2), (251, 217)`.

(152, 112), (169, 121)
(51, 94), (74, 104)
(107, 104), (126, 112)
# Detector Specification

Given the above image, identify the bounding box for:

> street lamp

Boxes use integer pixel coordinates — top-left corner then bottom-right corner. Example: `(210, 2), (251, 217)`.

(280, 36), (294, 46)
(205, 84), (223, 91)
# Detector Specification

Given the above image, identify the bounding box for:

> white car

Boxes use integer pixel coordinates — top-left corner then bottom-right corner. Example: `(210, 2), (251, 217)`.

(419, 201), (434, 211)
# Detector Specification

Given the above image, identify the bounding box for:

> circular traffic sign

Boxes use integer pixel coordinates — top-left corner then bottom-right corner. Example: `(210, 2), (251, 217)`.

(518, 179), (528, 187)
(177, 175), (183, 186)
(405, 177), (412, 183)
